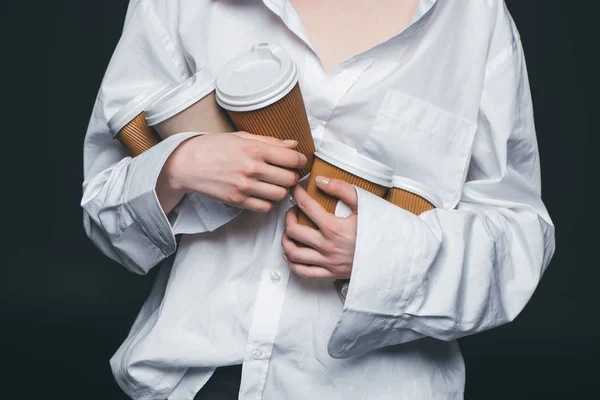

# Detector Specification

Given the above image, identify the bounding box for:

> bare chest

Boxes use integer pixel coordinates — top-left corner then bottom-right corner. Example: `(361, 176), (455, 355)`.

(290, 0), (418, 73)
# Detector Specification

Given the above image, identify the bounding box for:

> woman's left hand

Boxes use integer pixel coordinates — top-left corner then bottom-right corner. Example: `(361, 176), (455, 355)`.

(282, 176), (358, 280)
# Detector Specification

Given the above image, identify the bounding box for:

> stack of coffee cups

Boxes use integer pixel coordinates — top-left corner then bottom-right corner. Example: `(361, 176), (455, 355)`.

(107, 83), (172, 156)
(145, 69), (236, 138)
(298, 140), (394, 228)
(108, 43), (447, 304)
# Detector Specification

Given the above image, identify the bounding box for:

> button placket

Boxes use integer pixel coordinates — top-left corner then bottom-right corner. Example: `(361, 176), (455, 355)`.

(238, 262), (291, 399)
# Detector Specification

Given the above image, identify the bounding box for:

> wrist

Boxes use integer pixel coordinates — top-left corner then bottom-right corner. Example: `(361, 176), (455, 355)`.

(156, 159), (187, 216)
(158, 135), (202, 193)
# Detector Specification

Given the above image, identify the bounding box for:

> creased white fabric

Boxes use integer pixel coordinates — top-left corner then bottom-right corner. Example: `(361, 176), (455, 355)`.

(81, 1), (555, 399)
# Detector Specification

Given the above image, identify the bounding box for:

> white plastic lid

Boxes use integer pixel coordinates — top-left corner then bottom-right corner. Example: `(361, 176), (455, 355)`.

(145, 70), (216, 126)
(391, 175), (443, 208)
(215, 43), (298, 112)
(315, 141), (394, 187)
(107, 82), (172, 137)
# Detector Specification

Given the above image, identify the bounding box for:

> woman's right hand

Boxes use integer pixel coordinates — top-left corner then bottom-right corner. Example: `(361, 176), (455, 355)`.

(156, 131), (308, 214)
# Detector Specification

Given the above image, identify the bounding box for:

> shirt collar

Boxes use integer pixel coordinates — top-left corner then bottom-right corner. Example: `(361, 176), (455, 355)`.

(260, 0), (439, 66)
(412, 0), (437, 24)
(262, 0), (438, 25)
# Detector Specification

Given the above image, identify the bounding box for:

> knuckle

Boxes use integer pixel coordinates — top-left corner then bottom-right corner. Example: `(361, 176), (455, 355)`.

(225, 192), (245, 205)
(244, 161), (261, 177)
(285, 206), (296, 219)
(260, 201), (275, 213)
(234, 177), (252, 193)
(319, 240), (336, 255)
(298, 153), (307, 167)
(296, 198), (309, 211)
(292, 267), (308, 279)
(326, 221), (343, 237)
(285, 223), (297, 238)
(328, 257), (344, 270)
(275, 187), (288, 201)
(284, 171), (298, 187)
(244, 142), (263, 159)
(249, 147), (263, 159)
(287, 248), (300, 262)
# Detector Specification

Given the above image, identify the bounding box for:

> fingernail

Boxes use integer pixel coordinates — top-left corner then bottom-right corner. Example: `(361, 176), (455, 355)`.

(315, 176), (330, 185)
(283, 139), (297, 145)
(283, 254), (289, 262)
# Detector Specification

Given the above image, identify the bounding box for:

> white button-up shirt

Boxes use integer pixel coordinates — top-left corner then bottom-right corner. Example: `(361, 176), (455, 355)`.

(81, 1), (556, 399)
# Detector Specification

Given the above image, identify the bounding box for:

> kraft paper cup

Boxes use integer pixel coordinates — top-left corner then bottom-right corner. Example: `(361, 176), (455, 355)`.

(145, 70), (235, 138)
(215, 43), (315, 178)
(297, 141), (394, 229)
(385, 175), (442, 215)
(297, 141), (393, 303)
(108, 83), (172, 156)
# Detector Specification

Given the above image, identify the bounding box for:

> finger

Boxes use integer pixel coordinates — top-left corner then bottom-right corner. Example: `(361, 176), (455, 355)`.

(246, 181), (289, 202)
(233, 131), (298, 148)
(314, 177), (358, 212)
(282, 232), (329, 266)
(283, 254), (337, 280)
(262, 146), (308, 169)
(284, 207), (325, 250)
(240, 197), (275, 213)
(255, 164), (299, 188)
(292, 184), (336, 231)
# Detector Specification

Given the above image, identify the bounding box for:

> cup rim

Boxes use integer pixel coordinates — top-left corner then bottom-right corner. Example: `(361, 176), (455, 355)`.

(314, 141), (394, 187)
(145, 70), (216, 126)
(390, 175), (443, 208)
(107, 82), (173, 137)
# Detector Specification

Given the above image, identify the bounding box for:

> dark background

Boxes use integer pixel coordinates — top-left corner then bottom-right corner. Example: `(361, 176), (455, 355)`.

(2, 0), (597, 398)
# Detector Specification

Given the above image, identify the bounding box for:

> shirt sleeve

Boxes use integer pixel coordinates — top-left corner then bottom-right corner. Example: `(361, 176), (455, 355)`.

(328, 29), (556, 358)
(81, 0), (240, 275)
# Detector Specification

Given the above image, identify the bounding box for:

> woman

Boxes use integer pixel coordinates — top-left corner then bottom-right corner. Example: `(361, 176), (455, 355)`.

(82, 0), (555, 399)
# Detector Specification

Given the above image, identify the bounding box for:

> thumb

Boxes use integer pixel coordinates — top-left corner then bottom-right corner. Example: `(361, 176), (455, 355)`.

(315, 176), (358, 212)
(232, 131), (298, 148)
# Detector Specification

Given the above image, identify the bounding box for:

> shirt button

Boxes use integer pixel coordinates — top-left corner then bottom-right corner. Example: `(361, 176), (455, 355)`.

(251, 349), (263, 360)
(308, 118), (318, 130)
(270, 271), (281, 283)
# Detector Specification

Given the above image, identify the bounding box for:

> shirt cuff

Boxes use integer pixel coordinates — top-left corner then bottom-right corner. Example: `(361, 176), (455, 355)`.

(123, 132), (206, 257)
(327, 187), (440, 359)
(170, 191), (243, 235)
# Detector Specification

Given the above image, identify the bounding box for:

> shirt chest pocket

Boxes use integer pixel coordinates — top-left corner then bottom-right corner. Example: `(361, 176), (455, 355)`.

(360, 89), (478, 209)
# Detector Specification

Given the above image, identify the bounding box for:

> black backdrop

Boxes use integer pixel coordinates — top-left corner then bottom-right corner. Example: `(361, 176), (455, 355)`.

(2, 1), (598, 399)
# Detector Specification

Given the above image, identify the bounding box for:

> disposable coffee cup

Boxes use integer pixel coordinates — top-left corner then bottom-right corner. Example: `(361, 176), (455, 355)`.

(145, 70), (235, 138)
(297, 141), (394, 229)
(108, 82), (172, 156)
(385, 175), (442, 215)
(215, 43), (315, 178)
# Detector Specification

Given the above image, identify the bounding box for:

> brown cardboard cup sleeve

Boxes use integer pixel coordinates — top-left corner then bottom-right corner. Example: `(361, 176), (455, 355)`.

(107, 83), (173, 156)
(384, 176), (443, 215)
